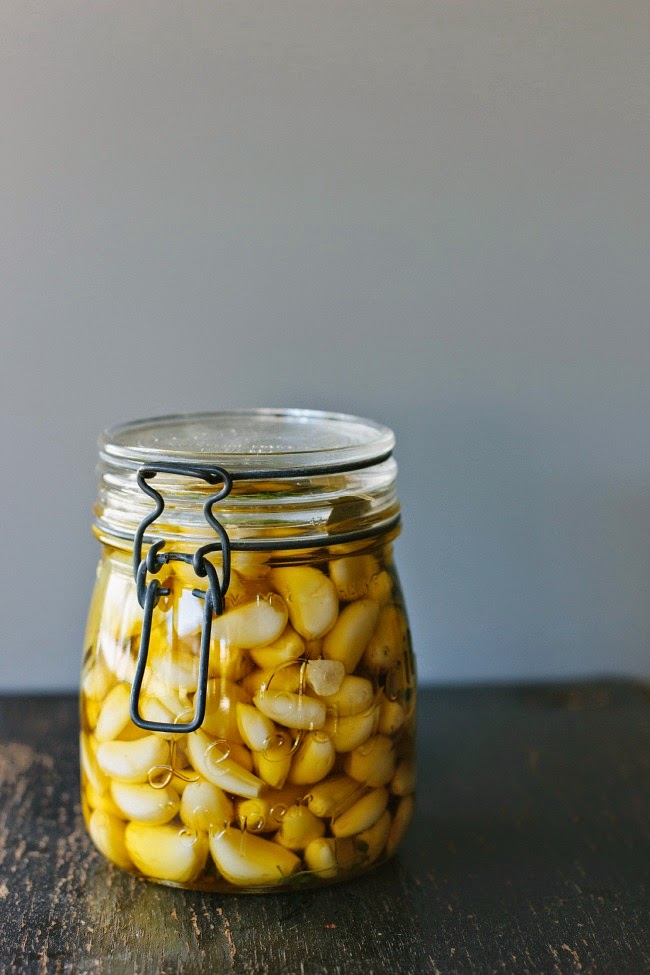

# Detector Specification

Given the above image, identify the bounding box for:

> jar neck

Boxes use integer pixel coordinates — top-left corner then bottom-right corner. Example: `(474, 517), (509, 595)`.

(94, 455), (401, 552)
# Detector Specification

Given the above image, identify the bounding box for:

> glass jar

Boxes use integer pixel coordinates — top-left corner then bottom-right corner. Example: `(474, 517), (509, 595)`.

(80, 409), (416, 891)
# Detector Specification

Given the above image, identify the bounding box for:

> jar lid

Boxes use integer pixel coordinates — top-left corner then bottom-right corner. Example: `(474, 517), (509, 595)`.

(100, 409), (395, 475)
(95, 409), (399, 549)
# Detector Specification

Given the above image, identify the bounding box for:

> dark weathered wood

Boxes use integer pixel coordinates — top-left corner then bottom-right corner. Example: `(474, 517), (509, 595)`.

(0, 682), (648, 974)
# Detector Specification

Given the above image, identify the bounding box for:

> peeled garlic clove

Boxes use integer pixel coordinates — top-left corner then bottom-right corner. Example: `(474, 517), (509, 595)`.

(329, 554), (380, 601)
(100, 571), (146, 644)
(324, 707), (378, 753)
(253, 689), (326, 731)
(148, 639), (200, 693)
(242, 661), (304, 699)
(270, 566), (338, 640)
(322, 675), (375, 717)
(209, 594), (288, 649)
(391, 757), (416, 796)
(236, 702), (277, 752)
(304, 660), (345, 697)
(331, 787), (389, 838)
(231, 551), (271, 580)
(96, 735), (169, 784)
(95, 684), (133, 742)
(378, 693), (406, 735)
(224, 571), (273, 610)
(363, 605), (408, 672)
(99, 632), (142, 685)
(275, 804), (325, 851)
(186, 730), (265, 798)
(125, 822), (208, 884)
(304, 836), (361, 878)
(253, 730), (293, 790)
(200, 678), (250, 743)
(111, 781), (180, 825)
(209, 827), (300, 887)
(236, 786), (307, 833)
(167, 555), (203, 589)
(366, 570), (393, 606)
(88, 809), (133, 870)
(249, 625), (305, 670)
(228, 740), (254, 772)
(81, 695), (101, 732)
(145, 675), (192, 722)
(306, 774), (362, 819)
(355, 809), (391, 864)
(236, 798), (277, 833)
(322, 599), (379, 673)
(345, 735), (397, 787)
(303, 837), (338, 879)
(85, 783), (124, 819)
(82, 655), (116, 701)
(262, 664), (303, 693)
(137, 694), (178, 738)
(288, 732), (335, 785)
(206, 641), (253, 683)
(179, 780), (233, 833)
(170, 768), (197, 795)
(80, 731), (110, 795)
(172, 586), (205, 638)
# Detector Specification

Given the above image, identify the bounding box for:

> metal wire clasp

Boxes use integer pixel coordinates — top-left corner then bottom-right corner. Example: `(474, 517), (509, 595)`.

(129, 462), (233, 734)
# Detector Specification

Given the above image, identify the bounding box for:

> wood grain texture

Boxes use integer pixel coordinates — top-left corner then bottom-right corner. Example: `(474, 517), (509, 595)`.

(0, 682), (648, 975)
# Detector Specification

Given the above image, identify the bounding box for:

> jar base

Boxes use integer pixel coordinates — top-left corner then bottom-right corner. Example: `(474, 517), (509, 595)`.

(106, 850), (399, 895)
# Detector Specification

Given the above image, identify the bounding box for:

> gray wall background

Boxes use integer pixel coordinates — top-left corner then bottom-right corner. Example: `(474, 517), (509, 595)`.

(1, 0), (648, 691)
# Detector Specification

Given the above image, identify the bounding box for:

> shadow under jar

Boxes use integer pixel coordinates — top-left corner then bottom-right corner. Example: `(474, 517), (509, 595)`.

(80, 409), (416, 892)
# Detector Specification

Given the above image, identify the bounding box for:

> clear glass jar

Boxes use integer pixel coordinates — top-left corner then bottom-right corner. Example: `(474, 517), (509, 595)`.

(80, 409), (416, 891)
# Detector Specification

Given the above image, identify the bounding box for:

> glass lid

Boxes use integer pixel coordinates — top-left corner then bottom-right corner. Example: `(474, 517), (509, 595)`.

(100, 409), (395, 474)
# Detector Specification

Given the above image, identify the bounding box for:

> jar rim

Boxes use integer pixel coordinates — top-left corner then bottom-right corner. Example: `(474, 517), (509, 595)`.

(100, 408), (395, 475)
(95, 409), (400, 550)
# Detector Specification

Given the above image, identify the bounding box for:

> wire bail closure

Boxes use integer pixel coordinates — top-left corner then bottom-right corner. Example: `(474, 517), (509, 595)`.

(127, 449), (400, 734)
(129, 462), (233, 735)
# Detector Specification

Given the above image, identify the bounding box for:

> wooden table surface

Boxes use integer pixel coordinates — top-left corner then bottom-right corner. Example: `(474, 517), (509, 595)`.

(0, 681), (648, 975)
